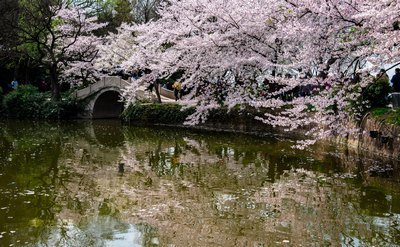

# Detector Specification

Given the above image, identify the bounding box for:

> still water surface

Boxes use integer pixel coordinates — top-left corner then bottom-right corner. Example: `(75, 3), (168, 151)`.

(0, 120), (400, 247)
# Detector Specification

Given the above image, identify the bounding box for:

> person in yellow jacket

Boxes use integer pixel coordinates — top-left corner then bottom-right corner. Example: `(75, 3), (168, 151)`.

(172, 81), (182, 100)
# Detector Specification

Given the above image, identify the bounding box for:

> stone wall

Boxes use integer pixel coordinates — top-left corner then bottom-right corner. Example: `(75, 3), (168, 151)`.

(337, 113), (400, 159)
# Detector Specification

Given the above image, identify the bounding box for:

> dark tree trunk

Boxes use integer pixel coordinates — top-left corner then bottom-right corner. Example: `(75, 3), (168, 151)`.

(271, 38), (281, 77)
(154, 81), (162, 103)
(13, 59), (21, 81)
(24, 58), (30, 84)
(271, 50), (278, 77)
(50, 64), (60, 101)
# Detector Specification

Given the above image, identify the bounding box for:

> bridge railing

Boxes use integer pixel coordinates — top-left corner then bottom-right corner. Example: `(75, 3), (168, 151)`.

(74, 76), (176, 101)
(158, 85), (175, 99)
(75, 76), (129, 99)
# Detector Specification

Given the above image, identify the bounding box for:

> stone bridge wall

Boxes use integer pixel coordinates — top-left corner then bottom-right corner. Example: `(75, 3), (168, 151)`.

(75, 76), (175, 119)
(75, 77), (129, 99)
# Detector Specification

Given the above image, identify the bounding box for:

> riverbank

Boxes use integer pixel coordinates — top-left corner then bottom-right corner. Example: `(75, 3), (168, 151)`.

(121, 103), (310, 140)
(123, 103), (400, 160)
(335, 108), (400, 159)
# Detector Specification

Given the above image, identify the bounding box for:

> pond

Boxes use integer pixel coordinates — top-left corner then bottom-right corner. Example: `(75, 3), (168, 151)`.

(0, 120), (399, 246)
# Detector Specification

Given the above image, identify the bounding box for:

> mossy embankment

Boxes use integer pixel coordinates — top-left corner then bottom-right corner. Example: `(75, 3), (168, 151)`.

(122, 103), (400, 160)
(121, 103), (288, 136)
(121, 103), (316, 141)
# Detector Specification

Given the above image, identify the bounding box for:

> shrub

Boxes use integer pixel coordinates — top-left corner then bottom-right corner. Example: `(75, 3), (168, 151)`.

(363, 79), (392, 108)
(41, 93), (84, 119)
(348, 79), (392, 122)
(122, 103), (195, 124)
(3, 85), (82, 119)
(4, 85), (46, 118)
(122, 103), (264, 126)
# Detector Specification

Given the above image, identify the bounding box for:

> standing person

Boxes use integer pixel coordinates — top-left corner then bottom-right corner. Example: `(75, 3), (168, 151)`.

(172, 81), (182, 101)
(10, 79), (18, 90)
(131, 71), (139, 81)
(376, 69), (389, 84)
(391, 68), (400, 92)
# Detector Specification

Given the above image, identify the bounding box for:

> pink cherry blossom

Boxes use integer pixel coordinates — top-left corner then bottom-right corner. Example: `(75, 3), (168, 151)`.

(96, 0), (399, 145)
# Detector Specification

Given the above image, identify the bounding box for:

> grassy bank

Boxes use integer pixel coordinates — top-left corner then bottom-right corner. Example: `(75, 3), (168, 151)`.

(370, 108), (400, 126)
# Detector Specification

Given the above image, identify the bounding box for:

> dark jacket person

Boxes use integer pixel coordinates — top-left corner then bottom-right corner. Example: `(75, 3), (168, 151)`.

(391, 68), (400, 92)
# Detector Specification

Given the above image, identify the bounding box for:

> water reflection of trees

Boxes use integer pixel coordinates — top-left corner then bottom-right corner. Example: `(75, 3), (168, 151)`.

(0, 121), (70, 246)
(118, 127), (399, 246)
(1, 120), (400, 246)
(0, 121), (148, 246)
(119, 126), (400, 246)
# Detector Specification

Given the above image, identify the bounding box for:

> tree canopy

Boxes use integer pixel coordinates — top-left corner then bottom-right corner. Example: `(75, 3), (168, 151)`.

(1, 0), (399, 144)
(0, 0), (161, 99)
(95, 0), (400, 144)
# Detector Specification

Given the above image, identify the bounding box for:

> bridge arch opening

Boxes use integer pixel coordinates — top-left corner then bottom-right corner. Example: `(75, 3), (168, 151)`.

(92, 90), (124, 119)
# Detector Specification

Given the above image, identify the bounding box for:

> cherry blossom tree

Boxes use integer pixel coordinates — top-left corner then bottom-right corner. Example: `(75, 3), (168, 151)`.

(95, 24), (137, 72)
(55, 4), (106, 89)
(6, 0), (106, 100)
(98, 0), (399, 144)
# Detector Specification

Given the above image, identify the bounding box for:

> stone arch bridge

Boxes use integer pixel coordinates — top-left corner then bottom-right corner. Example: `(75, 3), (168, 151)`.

(74, 76), (175, 119)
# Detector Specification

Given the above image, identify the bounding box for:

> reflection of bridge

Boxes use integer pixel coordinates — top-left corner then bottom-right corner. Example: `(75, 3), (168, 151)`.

(75, 76), (175, 119)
